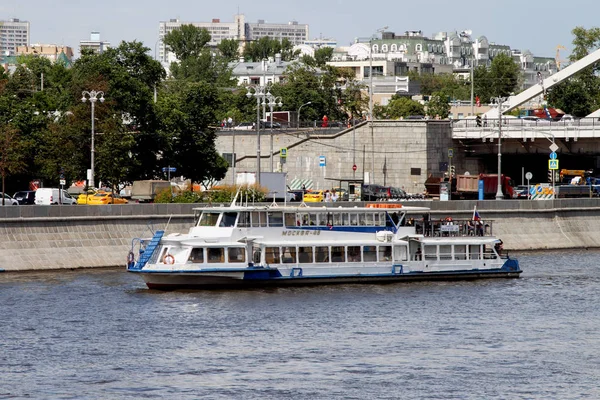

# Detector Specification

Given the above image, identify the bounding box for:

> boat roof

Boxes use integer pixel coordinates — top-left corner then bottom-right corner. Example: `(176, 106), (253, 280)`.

(192, 204), (431, 213)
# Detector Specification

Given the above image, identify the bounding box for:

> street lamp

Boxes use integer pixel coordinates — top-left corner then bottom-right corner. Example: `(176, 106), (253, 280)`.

(264, 94), (283, 172)
(297, 101), (311, 128)
(492, 96), (507, 200)
(247, 85), (269, 185)
(81, 90), (105, 189)
(369, 26), (387, 184)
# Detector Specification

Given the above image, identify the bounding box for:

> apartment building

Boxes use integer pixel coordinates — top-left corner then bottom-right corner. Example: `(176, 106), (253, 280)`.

(0, 18), (30, 62)
(16, 44), (74, 65)
(80, 32), (110, 55)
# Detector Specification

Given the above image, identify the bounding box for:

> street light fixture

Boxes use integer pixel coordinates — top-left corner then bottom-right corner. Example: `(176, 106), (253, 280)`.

(369, 26), (387, 184)
(297, 101), (311, 128)
(247, 85), (268, 185)
(491, 96), (507, 200)
(81, 90), (105, 189)
(264, 94), (283, 172)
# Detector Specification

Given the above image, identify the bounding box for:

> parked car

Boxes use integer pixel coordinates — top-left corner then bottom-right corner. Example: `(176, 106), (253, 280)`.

(77, 189), (102, 205)
(233, 122), (255, 130)
(0, 192), (18, 205)
(260, 121), (282, 129)
(287, 189), (305, 202)
(332, 187), (349, 201)
(361, 184), (382, 201)
(13, 190), (36, 205)
(87, 192), (129, 205)
(515, 185), (530, 199)
(34, 188), (77, 205)
(303, 190), (324, 202)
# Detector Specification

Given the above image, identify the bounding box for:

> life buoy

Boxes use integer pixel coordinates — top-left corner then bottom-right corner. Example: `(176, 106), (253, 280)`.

(163, 254), (175, 264)
(127, 251), (135, 265)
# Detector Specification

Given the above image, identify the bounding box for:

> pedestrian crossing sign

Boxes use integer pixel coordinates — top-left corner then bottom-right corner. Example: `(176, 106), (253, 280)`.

(280, 148), (287, 158)
(549, 159), (559, 170)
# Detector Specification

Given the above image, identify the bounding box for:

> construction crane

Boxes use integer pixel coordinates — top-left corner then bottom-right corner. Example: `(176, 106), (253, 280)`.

(556, 45), (567, 70)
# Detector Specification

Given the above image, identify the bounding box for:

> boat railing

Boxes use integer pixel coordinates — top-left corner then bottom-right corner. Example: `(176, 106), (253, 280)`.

(414, 219), (493, 237)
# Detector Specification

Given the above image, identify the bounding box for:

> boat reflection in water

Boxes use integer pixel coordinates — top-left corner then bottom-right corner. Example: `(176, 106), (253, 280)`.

(126, 196), (521, 290)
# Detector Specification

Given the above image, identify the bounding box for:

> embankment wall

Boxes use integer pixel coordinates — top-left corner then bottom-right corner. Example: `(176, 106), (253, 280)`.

(1, 199), (600, 271)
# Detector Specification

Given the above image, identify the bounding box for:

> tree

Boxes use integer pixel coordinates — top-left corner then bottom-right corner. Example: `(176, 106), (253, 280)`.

(217, 38), (240, 62)
(385, 96), (425, 119)
(243, 37), (299, 62)
(0, 124), (27, 202)
(427, 92), (451, 119)
(163, 24), (211, 60)
(314, 47), (334, 67)
(488, 53), (521, 98)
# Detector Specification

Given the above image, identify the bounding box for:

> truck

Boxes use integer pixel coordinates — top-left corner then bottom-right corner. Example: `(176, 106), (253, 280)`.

(236, 172), (294, 202)
(131, 180), (171, 202)
(454, 174), (516, 199)
(554, 185), (592, 198)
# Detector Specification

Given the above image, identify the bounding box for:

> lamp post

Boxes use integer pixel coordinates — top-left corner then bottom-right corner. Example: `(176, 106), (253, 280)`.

(81, 90), (105, 189)
(492, 96), (507, 200)
(247, 85), (269, 185)
(297, 101), (311, 128)
(369, 26), (387, 184)
(264, 94), (283, 172)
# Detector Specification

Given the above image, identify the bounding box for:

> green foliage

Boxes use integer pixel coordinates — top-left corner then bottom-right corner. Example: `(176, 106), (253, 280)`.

(385, 96), (425, 119)
(217, 38), (240, 62)
(314, 47), (334, 66)
(243, 37), (299, 62)
(473, 54), (521, 103)
(163, 25), (211, 60)
(207, 184), (266, 203)
(426, 92), (451, 119)
(408, 72), (470, 101)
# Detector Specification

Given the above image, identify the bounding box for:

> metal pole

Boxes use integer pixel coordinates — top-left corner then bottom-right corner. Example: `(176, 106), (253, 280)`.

(369, 38), (374, 184)
(232, 129), (236, 185)
(270, 103), (274, 172)
(495, 98), (503, 200)
(470, 58), (474, 116)
(91, 99), (95, 189)
(256, 95), (261, 185)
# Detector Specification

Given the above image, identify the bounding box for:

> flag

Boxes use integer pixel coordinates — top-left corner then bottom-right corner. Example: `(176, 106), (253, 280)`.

(472, 206), (481, 221)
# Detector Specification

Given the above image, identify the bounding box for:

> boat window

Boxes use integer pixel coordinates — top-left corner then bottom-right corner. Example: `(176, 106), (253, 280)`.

(439, 245), (452, 260)
(308, 213), (317, 226)
(282, 247), (297, 263)
(350, 213), (358, 226)
(298, 247), (313, 263)
(265, 247), (281, 264)
(238, 212), (251, 227)
(284, 213), (296, 227)
(394, 245), (408, 261)
(332, 246), (346, 262)
(363, 246), (377, 262)
(347, 246), (361, 262)
(358, 213), (366, 226)
(251, 211), (268, 227)
(483, 245), (495, 259)
(341, 213), (349, 226)
(219, 212), (238, 227)
(424, 245), (437, 260)
(318, 213), (328, 226)
(469, 245), (480, 260)
(379, 246), (392, 261)
(198, 212), (220, 227)
(455, 245), (467, 260)
(207, 248), (225, 263)
(153, 245), (168, 263)
(188, 248), (204, 263)
(253, 247), (261, 263)
(333, 212), (342, 226)
(380, 213), (386, 226)
(268, 211), (284, 227)
(299, 213), (309, 226)
(365, 213), (374, 226)
(315, 246), (329, 262)
(228, 247), (246, 263)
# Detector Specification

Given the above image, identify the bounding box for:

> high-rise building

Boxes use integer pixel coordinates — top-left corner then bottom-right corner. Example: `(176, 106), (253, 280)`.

(157, 15), (308, 65)
(0, 18), (30, 62)
(80, 32), (110, 55)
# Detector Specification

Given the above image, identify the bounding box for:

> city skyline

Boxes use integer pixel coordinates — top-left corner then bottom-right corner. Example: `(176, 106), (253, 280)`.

(1, 0), (598, 59)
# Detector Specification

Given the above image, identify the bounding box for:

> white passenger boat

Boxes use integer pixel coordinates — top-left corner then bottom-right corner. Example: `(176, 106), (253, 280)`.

(126, 199), (521, 290)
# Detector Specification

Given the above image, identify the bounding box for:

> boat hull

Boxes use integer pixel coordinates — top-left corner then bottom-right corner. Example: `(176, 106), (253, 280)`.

(131, 268), (522, 290)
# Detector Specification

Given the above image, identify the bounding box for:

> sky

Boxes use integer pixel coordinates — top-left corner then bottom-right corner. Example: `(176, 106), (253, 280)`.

(2, 0), (598, 59)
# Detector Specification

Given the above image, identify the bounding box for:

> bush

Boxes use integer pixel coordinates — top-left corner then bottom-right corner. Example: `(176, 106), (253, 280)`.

(153, 185), (267, 203)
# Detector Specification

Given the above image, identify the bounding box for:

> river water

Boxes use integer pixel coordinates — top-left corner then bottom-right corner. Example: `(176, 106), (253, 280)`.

(1, 250), (599, 399)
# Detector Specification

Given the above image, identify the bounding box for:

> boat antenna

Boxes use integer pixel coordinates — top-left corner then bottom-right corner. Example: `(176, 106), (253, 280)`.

(230, 187), (242, 207)
(164, 215), (172, 232)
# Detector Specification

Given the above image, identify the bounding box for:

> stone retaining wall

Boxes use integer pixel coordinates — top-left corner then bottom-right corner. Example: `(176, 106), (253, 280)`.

(2, 200), (600, 271)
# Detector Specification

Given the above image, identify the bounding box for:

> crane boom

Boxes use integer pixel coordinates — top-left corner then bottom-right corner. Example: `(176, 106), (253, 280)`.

(484, 46), (600, 117)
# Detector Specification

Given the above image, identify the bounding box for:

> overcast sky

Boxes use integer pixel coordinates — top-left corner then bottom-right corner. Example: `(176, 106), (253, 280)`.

(2, 0), (597, 59)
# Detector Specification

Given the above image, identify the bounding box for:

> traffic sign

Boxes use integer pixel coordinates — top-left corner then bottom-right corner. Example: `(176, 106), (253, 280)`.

(352, 164), (357, 171)
(549, 143), (559, 153)
(162, 167), (177, 173)
(280, 148), (287, 158)
(319, 156), (326, 167)
(525, 172), (533, 180)
(448, 148), (454, 158)
(549, 159), (559, 170)
(549, 152), (557, 160)
(60, 179), (66, 186)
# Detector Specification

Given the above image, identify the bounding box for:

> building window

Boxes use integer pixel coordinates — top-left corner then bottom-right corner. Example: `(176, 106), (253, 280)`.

(391, 44), (397, 52)
(410, 168), (421, 176)
(381, 44), (388, 52)
(415, 44), (422, 52)
(372, 44), (378, 53)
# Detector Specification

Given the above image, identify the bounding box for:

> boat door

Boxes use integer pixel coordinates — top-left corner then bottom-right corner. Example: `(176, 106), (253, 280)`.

(409, 240), (422, 261)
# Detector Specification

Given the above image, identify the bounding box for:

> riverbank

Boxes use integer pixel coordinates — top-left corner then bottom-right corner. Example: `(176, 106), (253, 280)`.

(1, 199), (599, 271)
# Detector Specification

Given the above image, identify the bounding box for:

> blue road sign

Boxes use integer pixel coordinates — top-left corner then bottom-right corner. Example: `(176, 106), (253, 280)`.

(319, 156), (326, 167)
(549, 152), (557, 160)
(162, 167), (177, 173)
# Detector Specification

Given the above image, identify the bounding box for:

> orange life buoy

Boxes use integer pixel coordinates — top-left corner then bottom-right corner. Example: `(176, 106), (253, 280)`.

(163, 254), (175, 264)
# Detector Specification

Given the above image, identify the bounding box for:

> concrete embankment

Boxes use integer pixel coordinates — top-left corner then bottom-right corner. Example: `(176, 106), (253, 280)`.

(1, 199), (599, 272)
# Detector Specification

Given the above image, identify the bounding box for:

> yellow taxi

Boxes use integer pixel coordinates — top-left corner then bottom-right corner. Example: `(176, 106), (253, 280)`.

(303, 190), (324, 202)
(77, 189), (100, 205)
(87, 192), (129, 205)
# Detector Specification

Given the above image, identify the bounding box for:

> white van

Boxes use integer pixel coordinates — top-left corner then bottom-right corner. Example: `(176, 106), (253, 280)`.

(34, 188), (77, 205)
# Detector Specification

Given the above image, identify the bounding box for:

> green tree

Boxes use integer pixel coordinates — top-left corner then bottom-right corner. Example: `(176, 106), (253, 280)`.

(243, 37), (299, 62)
(386, 96), (425, 119)
(427, 92), (451, 119)
(217, 38), (240, 62)
(163, 24), (211, 60)
(0, 124), (27, 201)
(489, 53), (521, 98)
(314, 47), (334, 66)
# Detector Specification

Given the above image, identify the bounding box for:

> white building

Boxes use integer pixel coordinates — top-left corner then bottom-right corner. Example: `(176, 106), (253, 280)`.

(80, 32), (110, 55)
(0, 18), (30, 62)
